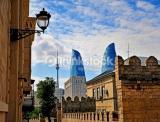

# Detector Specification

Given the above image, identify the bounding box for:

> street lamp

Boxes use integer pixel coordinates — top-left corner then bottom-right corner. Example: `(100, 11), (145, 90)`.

(36, 8), (51, 33)
(10, 8), (51, 41)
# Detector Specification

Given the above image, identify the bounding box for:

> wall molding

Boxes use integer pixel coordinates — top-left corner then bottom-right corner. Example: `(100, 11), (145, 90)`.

(0, 101), (8, 112)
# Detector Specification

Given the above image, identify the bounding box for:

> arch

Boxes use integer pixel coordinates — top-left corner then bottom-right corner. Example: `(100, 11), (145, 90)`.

(74, 96), (79, 102)
(66, 97), (71, 102)
(129, 56), (141, 66)
(146, 56), (158, 66)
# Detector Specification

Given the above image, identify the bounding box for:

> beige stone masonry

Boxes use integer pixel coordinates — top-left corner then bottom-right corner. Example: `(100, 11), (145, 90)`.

(115, 56), (160, 122)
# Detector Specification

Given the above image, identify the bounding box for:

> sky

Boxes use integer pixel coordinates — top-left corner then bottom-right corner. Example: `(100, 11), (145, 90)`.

(29, 0), (160, 89)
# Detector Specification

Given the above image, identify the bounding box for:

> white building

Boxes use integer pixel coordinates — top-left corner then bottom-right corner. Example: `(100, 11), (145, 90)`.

(55, 87), (64, 102)
(64, 76), (86, 99)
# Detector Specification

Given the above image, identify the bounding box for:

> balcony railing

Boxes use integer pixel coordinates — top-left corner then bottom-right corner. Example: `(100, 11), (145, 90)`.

(22, 90), (34, 112)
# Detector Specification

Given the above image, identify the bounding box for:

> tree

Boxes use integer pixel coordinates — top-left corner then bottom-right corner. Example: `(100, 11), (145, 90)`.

(29, 107), (40, 119)
(37, 77), (57, 122)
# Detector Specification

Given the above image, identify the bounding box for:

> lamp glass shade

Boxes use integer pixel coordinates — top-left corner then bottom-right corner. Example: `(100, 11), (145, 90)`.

(36, 8), (51, 32)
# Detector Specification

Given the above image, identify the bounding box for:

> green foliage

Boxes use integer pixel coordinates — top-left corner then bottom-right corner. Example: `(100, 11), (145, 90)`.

(36, 77), (57, 121)
(29, 107), (40, 119)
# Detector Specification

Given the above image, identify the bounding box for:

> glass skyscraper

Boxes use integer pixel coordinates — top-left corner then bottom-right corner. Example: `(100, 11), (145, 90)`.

(101, 43), (116, 73)
(65, 49), (86, 99)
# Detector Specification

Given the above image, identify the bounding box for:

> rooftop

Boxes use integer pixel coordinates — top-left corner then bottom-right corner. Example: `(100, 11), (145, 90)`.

(86, 71), (114, 85)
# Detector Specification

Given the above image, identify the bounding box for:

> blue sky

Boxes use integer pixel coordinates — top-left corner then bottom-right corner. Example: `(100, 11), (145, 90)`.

(30, 0), (160, 89)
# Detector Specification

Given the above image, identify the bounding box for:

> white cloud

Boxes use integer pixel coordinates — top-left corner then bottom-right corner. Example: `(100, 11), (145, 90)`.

(137, 1), (155, 11)
(32, 34), (70, 66)
(30, 0), (160, 78)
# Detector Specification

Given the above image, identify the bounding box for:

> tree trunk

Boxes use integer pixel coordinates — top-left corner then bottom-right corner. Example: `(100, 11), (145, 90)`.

(48, 116), (51, 122)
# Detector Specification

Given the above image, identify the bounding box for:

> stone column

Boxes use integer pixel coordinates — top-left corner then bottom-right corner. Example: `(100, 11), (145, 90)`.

(0, 0), (10, 122)
(8, 0), (20, 121)
(115, 56), (124, 122)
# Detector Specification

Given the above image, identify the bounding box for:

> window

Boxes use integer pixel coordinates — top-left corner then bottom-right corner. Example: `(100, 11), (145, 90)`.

(101, 86), (105, 98)
(97, 88), (100, 99)
(113, 112), (118, 121)
(93, 89), (96, 98)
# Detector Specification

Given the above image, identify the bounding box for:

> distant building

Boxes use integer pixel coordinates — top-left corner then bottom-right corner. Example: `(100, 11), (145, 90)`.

(34, 92), (40, 108)
(64, 49), (86, 99)
(55, 88), (64, 102)
(87, 43), (117, 112)
(54, 51), (64, 102)
(86, 71), (117, 113)
(64, 76), (86, 99)
(101, 43), (116, 73)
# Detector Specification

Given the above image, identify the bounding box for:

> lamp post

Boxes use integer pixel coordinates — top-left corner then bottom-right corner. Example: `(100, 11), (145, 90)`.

(10, 8), (51, 41)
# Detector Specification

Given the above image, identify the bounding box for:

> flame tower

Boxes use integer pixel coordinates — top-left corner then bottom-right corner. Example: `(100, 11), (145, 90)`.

(101, 43), (116, 73)
(64, 49), (86, 99)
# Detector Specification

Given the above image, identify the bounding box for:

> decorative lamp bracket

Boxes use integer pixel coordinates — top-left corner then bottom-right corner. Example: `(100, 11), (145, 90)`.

(10, 28), (43, 41)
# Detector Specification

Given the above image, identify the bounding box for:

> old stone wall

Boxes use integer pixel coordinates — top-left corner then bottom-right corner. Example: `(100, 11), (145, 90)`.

(62, 96), (96, 113)
(62, 97), (118, 122)
(0, 0), (10, 121)
(115, 56), (160, 122)
(0, 0), (36, 122)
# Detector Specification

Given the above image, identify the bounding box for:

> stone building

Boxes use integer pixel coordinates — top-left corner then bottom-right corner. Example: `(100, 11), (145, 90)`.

(86, 42), (117, 113)
(0, 0), (36, 122)
(64, 77), (86, 99)
(86, 71), (118, 113)
(55, 87), (65, 102)
(62, 56), (160, 122)
(115, 56), (160, 122)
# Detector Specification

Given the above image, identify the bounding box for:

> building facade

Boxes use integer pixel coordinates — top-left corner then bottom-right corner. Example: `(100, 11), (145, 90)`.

(54, 52), (64, 102)
(62, 56), (160, 122)
(86, 72), (118, 113)
(101, 43), (116, 73)
(55, 88), (65, 102)
(85, 42), (117, 113)
(115, 56), (160, 122)
(64, 50), (86, 99)
(65, 77), (86, 99)
(0, 0), (36, 122)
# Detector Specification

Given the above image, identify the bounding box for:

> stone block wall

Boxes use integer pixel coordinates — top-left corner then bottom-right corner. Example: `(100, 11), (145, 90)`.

(0, 0), (10, 121)
(115, 56), (160, 122)
(62, 96), (96, 113)
(0, 0), (36, 122)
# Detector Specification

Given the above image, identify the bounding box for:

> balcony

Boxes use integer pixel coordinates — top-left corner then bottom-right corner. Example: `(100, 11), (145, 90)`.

(22, 90), (34, 112)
